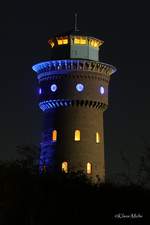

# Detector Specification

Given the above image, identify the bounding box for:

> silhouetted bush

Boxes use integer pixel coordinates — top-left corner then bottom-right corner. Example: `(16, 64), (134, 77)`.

(0, 145), (149, 225)
(0, 159), (149, 225)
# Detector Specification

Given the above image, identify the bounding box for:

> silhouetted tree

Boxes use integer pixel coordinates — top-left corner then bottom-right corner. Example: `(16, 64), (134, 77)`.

(15, 145), (40, 173)
(0, 145), (150, 224)
(137, 146), (150, 187)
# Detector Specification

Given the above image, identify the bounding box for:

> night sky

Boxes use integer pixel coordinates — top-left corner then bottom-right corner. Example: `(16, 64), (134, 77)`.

(0, 0), (150, 179)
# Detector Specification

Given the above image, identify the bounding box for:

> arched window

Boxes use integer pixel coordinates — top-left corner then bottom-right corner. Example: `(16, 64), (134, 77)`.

(74, 130), (80, 141)
(62, 161), (68, 173)
(100, 86), (104, 95)
(38, 88), (42, 95)
(96, 132), (100, 143)
(87, 162), (92, 174)
(52, 130), (57, 142)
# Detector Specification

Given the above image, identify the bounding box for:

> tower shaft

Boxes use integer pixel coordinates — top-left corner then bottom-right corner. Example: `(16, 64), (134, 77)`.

(32, 32), (116, 182)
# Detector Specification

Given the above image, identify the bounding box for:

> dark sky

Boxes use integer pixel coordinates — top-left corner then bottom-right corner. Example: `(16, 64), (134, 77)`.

(0, 0), (150, 179)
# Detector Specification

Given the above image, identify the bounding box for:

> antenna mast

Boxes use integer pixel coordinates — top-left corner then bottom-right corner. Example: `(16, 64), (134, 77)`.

(74, 13), (78, 32)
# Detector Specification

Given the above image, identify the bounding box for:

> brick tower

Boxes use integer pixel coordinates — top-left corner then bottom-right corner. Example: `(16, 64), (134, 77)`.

(32, 29), (116, 182)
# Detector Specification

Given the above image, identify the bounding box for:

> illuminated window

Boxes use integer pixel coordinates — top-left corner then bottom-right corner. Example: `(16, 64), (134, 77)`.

(50, 84), (57, 92)
(57, 37), (68, 45)
(52, 130), (57, 142)
(39, 88), (42, 95)
(80, 38), (87, 44)
(48, 39), (55, 48)
(58, 39), (63, 45)
(74, 38), (80, 44)
(76, 83), (84, 92)
(96, 132), (100, 143)
(87, 162), (92, 174)
(90, 40), (94, 47)
(100, 86), (104, 95)
(74, 37), (87, 45)
(89, 39), (99, 48)
(75, 130), (80, 141)
(62, 161), (68, 173)
(63, 39), (68, 44)
(94, 41), (98, 48)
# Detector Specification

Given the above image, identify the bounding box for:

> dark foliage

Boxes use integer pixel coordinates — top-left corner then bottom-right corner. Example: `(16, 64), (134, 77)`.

(0, 146), (149, 225)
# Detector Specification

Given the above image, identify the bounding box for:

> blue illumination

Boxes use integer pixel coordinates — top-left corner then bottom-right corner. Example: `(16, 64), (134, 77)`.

(32, 60), (117, 74)
(39, 99), (72, 111)
(64, 101), (68, 106)
(76, 83), (84, 92)
(100, 86), (104, 95)
(39, 142), (56, 174)
(50, 84), (57, 92)
(39, 88), (42, 95)
(56, 102), (59, 107)
(32, 60), (75, 72)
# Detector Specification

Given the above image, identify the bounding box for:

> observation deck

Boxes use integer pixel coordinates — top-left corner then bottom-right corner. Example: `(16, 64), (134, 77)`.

(47, 30), (104, 61)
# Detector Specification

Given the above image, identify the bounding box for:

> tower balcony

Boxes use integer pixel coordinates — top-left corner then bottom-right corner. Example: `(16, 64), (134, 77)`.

(32, 60), (116, 112)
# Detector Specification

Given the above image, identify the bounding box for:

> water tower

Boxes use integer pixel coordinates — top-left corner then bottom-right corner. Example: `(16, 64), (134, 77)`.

(32, 24), (116, 182)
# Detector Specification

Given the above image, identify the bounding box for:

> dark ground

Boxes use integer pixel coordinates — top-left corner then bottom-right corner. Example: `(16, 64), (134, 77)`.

(0, 158), (149, 225)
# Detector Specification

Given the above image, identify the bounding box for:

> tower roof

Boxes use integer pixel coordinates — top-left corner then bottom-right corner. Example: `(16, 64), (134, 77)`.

(48, 30), (104, 62)
(52, 28), (101, 40)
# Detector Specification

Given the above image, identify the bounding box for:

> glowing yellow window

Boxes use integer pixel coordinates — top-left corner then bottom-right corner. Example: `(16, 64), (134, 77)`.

(52, 130), (57, 142)
(62, 39), (68, 44)
(57, 37), (68, 45)
(90, 40), (94, 47)
(62, 161), (68, 173)
(57, 39), (63, 45)
(89, 40), (99, 48)
(74, 37), (87, 45)
(94, 41), (98, 48)
(48, 39), (55, 48)
(96, 132), (100, 143)
(74, 130), (80, 141)
(87, 162), (92, 174)
(80, 38), (87, 44)
(74, 38), (80, 44)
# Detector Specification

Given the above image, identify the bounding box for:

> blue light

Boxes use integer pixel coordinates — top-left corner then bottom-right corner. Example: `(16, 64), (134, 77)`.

(39, 88), (42, 95)
(64, 101), (68, 106)
(100, 86), (104, 95)
(32, 60), (117, 74)
(39, 142), (56, 174)
(39, 99), (71, 111)
(76, 83), (84, 92)
(50, 84), (57, 92)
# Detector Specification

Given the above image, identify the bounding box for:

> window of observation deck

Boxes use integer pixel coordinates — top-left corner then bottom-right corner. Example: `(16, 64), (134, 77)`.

(74, 37), (87, 45)
(57, 36), (68, 45)
(48, 39), (55, 48)
(89, 39), (101, 48)
(89, 39), (99, 48)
